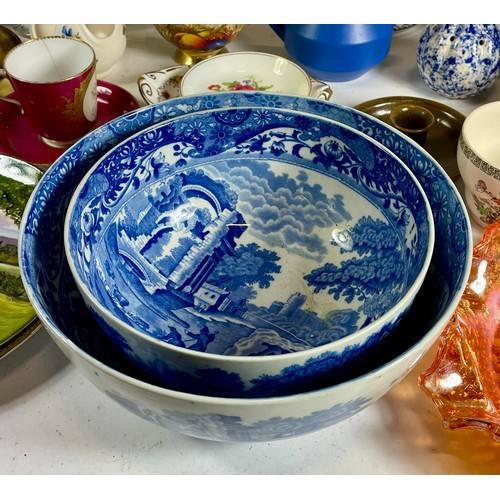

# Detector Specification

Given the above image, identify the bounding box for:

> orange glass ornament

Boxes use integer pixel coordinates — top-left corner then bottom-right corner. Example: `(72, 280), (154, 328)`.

(419, 221), (500, 442)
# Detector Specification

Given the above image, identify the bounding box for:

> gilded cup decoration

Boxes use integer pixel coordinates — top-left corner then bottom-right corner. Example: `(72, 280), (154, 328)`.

(59, 68), (97, 125)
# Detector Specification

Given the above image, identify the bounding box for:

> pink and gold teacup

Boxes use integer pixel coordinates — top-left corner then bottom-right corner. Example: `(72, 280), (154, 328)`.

(2, 36), (97, 148)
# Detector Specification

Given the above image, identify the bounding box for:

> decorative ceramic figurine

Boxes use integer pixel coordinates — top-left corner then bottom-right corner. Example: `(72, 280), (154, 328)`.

(155, 24), (244, 65)
(419, 221), (500, 444)
(417, 24), (500, 99)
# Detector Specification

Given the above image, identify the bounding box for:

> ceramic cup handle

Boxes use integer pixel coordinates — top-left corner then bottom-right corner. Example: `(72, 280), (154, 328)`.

(0, 95), (22, 109)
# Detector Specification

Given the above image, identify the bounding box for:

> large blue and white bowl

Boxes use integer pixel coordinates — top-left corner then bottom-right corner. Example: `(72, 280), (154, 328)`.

(64, 105), (434, 398)
(20, 92), (471, 441)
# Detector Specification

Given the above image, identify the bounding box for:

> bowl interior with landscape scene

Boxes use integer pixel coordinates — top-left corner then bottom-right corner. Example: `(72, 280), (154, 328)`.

(20, 92), (470, 441)
(64, 104), (434, 398)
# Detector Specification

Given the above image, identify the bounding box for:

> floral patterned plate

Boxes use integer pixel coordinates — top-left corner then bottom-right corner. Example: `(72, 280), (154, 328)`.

(137, 65), (333, 104)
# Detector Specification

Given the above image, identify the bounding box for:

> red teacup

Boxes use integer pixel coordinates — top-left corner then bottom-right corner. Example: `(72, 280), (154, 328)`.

(3, 36), (97, 148)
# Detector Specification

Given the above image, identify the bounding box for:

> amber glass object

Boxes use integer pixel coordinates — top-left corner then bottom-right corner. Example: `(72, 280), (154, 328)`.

(419, 221), (500, 442)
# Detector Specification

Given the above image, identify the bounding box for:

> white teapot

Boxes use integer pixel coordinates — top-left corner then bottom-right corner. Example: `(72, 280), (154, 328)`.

(30, 24), (127, 78)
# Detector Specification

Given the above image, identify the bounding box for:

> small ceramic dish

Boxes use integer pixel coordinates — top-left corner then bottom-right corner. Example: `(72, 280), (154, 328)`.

(137, 61), (333, 104)
(181, 51), (312, 96)
(64, 104), (434, 398)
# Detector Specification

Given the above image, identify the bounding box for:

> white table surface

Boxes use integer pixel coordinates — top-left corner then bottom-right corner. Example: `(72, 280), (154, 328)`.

(2, 24), (500, 477)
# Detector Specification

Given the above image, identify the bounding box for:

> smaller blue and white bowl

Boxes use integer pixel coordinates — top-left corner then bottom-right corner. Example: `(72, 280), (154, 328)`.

(64, 105), (434, 398)
(417, 24), (500, 99)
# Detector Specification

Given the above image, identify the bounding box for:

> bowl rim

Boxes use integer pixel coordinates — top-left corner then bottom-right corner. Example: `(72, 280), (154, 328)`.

(62, 104), (436, 364)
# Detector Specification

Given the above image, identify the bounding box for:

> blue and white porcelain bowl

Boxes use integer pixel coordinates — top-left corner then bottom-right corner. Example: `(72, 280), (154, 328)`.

(20, 92), (471, 441)
(417, 24), (500, 99)
(64, 105), (434, 398)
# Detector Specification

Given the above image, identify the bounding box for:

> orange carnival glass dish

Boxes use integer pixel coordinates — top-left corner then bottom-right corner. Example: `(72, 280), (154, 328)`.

(155, 24), (245, 65)
(419, 220), (500, 442)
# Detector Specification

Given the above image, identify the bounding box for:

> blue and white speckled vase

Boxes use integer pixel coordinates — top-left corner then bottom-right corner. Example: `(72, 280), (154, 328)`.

(417, 24), (500, 99)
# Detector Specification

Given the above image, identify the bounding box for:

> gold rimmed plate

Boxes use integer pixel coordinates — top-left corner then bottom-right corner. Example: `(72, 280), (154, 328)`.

(355, 95), (465, 181)
(0, 153), (42, 357)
